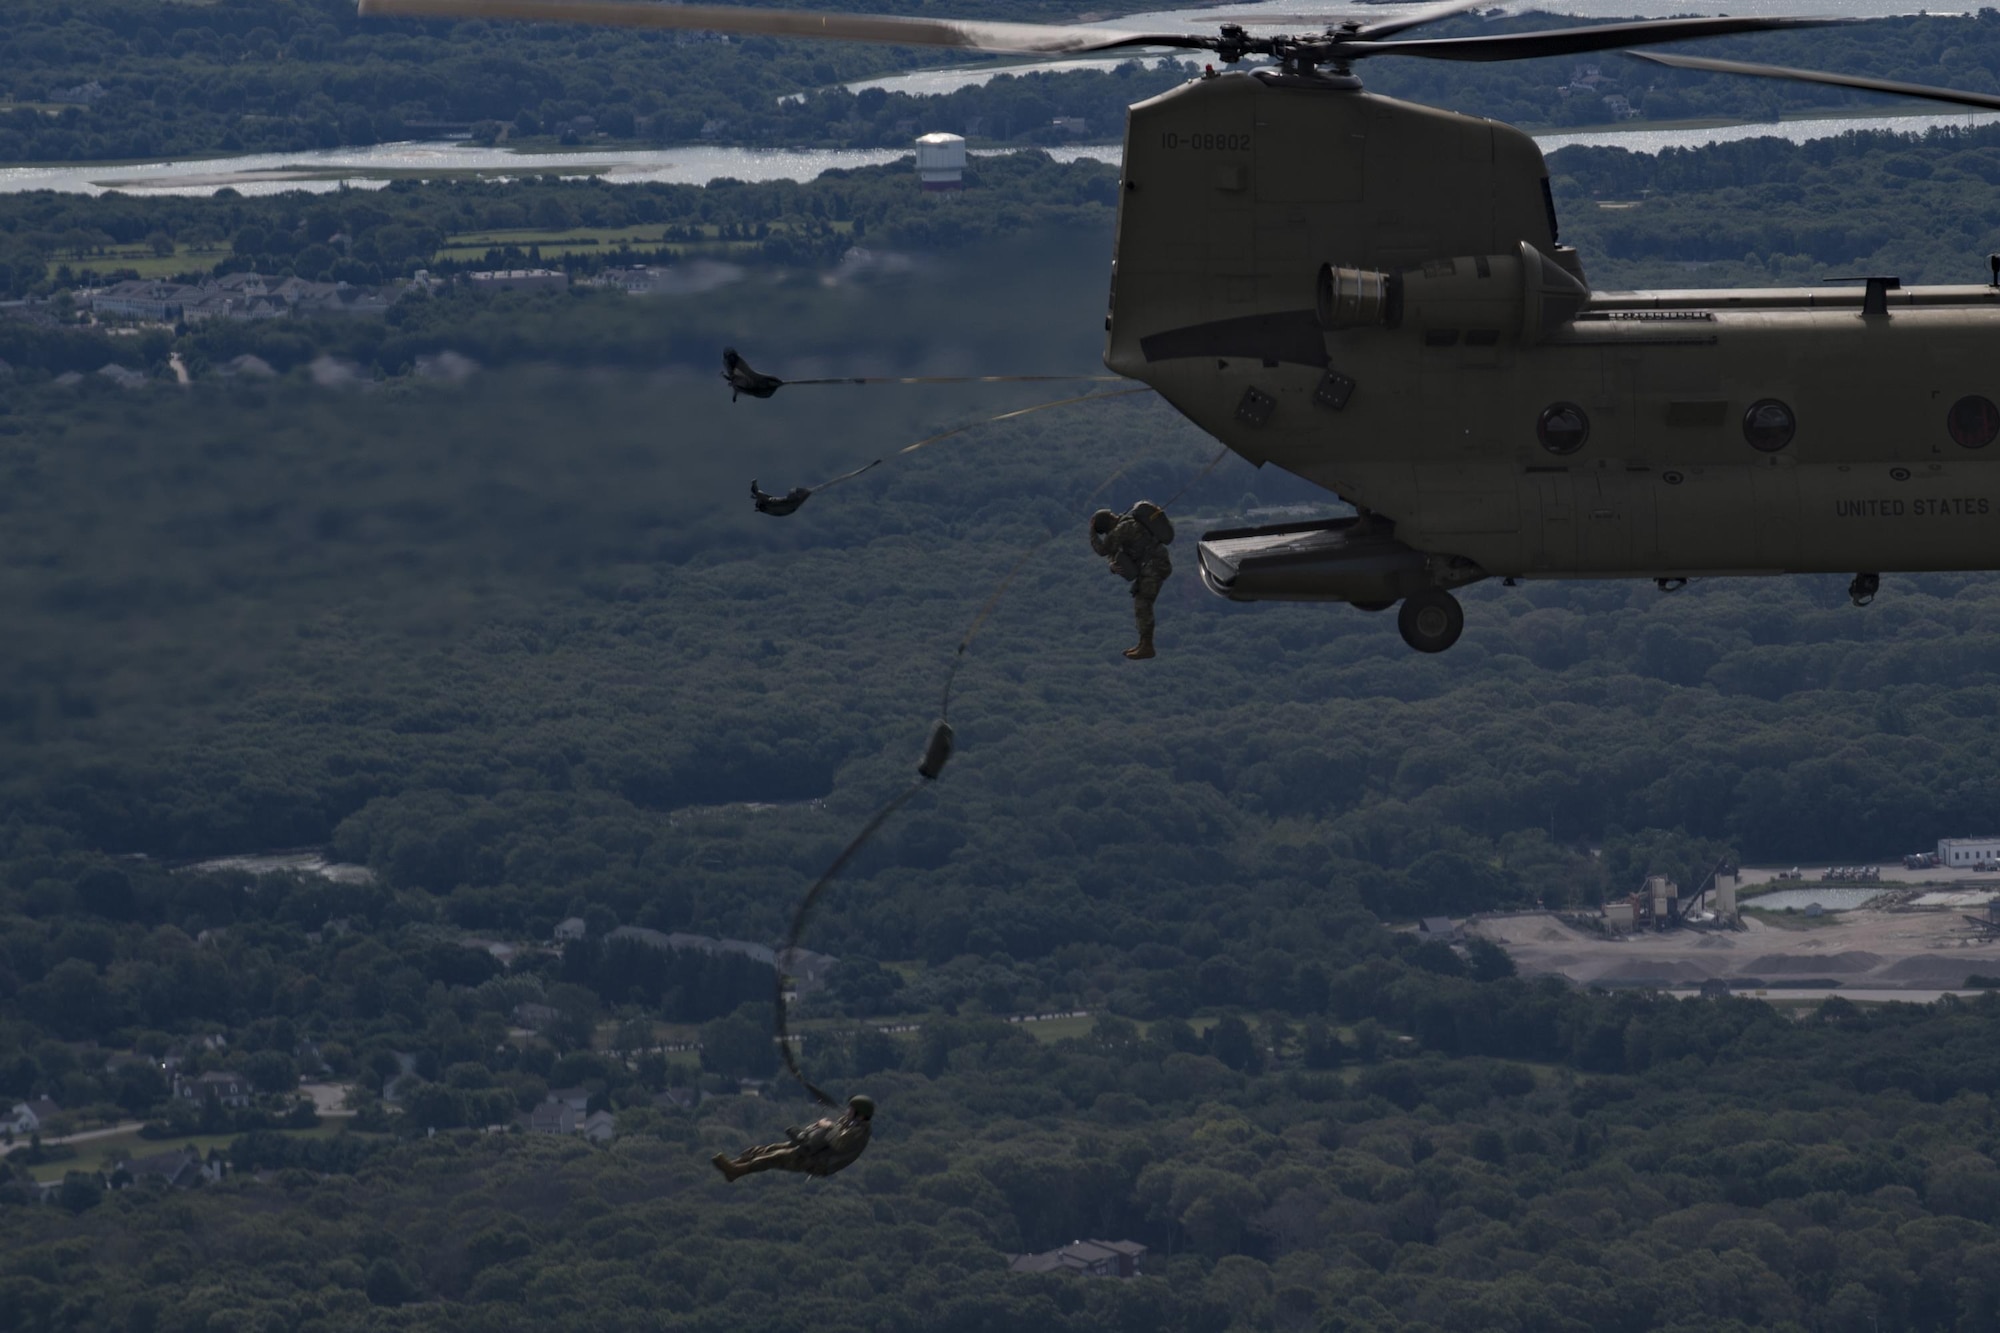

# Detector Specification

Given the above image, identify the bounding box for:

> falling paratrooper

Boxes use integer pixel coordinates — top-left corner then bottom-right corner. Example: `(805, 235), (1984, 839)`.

(711, 1094), (876, 1182)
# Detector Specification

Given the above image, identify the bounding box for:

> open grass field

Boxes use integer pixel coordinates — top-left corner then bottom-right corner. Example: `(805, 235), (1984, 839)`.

(433, 219), (842, 264)
(1017, 1013), (1093, 1043)
(1018, 1014), (1221, 1045)
(443, 225), (672, 251)
(66, 243), (224, 282)
(18, 1121), (361, 1183)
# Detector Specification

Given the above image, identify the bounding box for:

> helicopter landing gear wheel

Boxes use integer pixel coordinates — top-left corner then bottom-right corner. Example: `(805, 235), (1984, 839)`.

(1397, 589), (1464, 654)
(1849, 572), (1879, 607)
(1352, 600), (1392, 613)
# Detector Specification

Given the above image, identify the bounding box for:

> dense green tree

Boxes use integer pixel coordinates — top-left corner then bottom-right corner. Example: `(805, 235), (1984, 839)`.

(701, 1003), (779, 1082)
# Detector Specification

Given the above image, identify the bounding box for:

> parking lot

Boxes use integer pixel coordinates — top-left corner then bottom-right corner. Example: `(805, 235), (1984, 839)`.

(1473, 901), (2000, 991)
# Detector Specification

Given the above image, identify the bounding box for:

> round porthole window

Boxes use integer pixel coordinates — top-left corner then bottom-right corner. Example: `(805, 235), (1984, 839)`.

(1743, 399), (1796, 452)
(1537, 402), (1589, 455)
(1948, 395), (2000, 449)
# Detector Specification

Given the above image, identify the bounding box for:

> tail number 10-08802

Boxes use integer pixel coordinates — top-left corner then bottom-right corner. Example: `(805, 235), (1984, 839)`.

(1160, 132), (1253, 151)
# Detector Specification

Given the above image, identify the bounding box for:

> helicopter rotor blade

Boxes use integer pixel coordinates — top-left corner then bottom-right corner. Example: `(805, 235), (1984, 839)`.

(360, 1), (1862, 75)
(1352, 0), (1490, 43)
(1343, 14), (1844, 63)
(1630, 49), (2000, 113)
(355, 0), (1207, 56)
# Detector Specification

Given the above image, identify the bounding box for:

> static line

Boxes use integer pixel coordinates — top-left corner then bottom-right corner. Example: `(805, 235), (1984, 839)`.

(769, 399), (1236, 1104)
(753, 386), (1152, 516)
(774, 780), (925, 1106)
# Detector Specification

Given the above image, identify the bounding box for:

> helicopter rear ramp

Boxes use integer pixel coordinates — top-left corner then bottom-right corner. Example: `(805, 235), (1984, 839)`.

(1197, 516), (1429, 605)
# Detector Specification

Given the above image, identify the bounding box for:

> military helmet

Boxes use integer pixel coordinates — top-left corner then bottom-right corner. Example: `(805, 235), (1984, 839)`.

(847, 1094), (875, 1119)
(1089, 508), (1117, 535)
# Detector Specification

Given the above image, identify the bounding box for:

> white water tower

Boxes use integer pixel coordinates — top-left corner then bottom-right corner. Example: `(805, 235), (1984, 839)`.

(915, 132), (966, 191)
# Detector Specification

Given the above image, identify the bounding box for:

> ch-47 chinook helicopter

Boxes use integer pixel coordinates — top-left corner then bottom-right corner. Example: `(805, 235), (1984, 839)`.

(364, 0), (2000, 654)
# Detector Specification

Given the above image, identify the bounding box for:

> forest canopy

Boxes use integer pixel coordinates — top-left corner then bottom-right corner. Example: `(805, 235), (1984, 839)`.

(7, 92), (2000, 1333)
(3, 1), (2000, 159)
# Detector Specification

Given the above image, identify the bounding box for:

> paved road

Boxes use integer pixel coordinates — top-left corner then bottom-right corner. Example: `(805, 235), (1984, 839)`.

(0, 1119), (144, 1156)
(300, 1082), (356, 1116)
(1742, 862), (2000, 887)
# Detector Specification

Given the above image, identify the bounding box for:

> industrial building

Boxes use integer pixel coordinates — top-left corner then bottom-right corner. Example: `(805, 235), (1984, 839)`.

(468, 269), (569, 292)
(915, 132), (967, 191)
(1938, 837), (2000, 867)
(1605, 871), (1738, 933)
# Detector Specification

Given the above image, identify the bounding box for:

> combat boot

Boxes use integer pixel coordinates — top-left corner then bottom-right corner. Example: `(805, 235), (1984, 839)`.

(1123, 637), (1156, 660)
(711, 1153), (745, 1182)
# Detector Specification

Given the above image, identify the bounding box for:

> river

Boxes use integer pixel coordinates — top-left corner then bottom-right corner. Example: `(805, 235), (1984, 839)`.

(2, 103), (1991, 199)
(0, 142), (1129, 198)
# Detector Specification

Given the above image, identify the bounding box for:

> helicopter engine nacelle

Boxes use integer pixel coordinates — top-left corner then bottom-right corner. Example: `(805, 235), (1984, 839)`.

(1318, 241), (1590, 344)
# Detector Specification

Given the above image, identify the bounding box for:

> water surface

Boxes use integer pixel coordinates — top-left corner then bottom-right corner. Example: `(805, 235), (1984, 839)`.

(0, 142), (1123, 198)
(1746, 887), (1890, 911)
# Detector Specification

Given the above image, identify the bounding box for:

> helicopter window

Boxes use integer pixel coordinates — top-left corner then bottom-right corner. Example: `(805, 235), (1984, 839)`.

(1743, 399), (1796, 452)
(1948, 395), (2000, 449)
(1537, 403), (1589, 455)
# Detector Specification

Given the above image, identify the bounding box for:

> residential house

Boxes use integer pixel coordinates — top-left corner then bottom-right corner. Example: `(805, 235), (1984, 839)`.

(591, 267), (665, 295)
(587, 262), (742, 298)
(118, 1146), (223, 1189)
(1418, 917), (1462, 943)
(1007, 1239), (1147, 1278)
(553, 916), (587, 942)
(526, 1087), (608, 1137)
(528, 1101), (577, 1134)
(89, 280), (193, 322)
(511, 1002), (561, 1031)
(469, 269), (569, 292)
(174, 1071), (252, 1108)
(4, 1098), (61, 1135)
(295, 1041), (330, 1077)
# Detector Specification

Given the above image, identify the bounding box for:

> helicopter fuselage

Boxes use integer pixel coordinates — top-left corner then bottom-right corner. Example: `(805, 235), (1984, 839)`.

(1104, 69), (2000, 610)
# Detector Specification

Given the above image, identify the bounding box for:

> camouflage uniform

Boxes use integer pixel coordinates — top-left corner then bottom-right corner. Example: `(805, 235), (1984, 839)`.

(1091, 503), (1174, 659)
(711, 1095), (874, 1182)
(722, 347), (784, 401)
(750, 480), (813, 516)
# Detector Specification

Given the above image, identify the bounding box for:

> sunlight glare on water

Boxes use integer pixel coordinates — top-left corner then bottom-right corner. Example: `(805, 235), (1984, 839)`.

(0, 106), (1989, 199)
